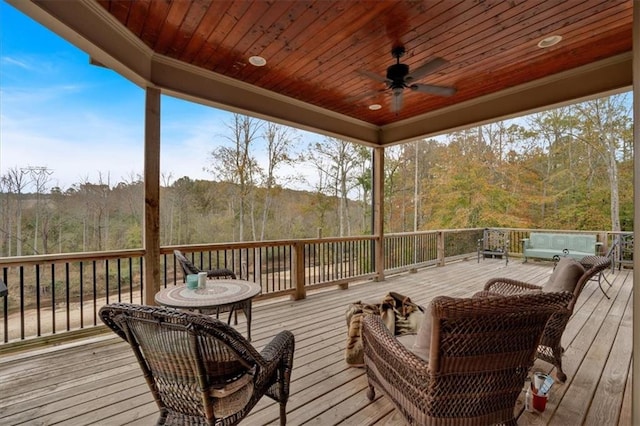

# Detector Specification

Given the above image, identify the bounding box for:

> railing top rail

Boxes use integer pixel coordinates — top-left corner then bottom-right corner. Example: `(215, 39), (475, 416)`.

(162, 235), (378, 254)
(503, 228), (614, 235)
(0, 249), (145, 267)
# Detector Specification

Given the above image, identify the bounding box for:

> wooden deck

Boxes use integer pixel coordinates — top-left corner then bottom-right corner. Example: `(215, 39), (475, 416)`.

(0, 259), (633, 425)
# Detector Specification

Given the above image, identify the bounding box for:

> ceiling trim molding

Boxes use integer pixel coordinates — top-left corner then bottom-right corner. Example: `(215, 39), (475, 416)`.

(151, 57), (381, 145)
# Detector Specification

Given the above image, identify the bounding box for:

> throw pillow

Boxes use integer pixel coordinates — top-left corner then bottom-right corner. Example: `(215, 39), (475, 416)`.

(396, 334), (429, 362)
(412, 302), (432, 361)
(544, 257), (585, 293)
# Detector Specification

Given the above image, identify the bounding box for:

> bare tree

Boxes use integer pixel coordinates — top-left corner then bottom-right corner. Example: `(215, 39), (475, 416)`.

(256, 123), (300, 240)
(3, 167), (30, 256)
(207, 114), (262, 241)
(307, 137), (364, 237)
(161, 172), (176, 244)
(24, 166), (53, 254)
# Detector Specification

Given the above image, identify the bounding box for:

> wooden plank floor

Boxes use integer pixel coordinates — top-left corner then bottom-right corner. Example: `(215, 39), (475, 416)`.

(0, 259), (632, 425)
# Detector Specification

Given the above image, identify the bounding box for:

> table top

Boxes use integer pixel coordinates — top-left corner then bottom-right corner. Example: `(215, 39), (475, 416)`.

(155, 279), (261, 309)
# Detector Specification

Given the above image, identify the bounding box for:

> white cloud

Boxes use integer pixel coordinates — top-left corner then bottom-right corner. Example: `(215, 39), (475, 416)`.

(2, 56), (31, 70)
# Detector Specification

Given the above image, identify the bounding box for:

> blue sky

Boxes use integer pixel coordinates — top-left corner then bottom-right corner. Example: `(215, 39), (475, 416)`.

(0, 2), (315, 192)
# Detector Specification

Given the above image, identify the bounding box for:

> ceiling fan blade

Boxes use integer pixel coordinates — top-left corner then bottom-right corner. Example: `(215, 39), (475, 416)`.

(391, 89), (403, 113)
(358, 69), (390, 84)
(410, 83), (456, 96)
(405, 57), (448, 82)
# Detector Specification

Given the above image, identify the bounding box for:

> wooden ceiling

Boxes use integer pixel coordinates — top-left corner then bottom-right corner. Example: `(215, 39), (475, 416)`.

(10, 0), (635, 146)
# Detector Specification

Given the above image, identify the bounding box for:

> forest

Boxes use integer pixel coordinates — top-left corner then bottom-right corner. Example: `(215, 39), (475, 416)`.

(0, 93), (633, 257)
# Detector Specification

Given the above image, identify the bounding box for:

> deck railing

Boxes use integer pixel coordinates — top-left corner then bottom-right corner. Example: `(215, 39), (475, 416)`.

(0, 228), (630, 346)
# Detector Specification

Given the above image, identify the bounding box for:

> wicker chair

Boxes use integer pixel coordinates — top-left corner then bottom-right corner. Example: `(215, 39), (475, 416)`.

(483, 255), (611, 382)
(100, 303), (295, 425)
(362, 291), (572, 426)
(174, 250), (237, 281)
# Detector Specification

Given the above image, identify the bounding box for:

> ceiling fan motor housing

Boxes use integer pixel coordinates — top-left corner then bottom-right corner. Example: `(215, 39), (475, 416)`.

(387, 63), (409, 88)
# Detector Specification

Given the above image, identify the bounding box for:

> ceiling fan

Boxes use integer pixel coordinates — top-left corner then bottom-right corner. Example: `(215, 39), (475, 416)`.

(359, 46), (456, 113)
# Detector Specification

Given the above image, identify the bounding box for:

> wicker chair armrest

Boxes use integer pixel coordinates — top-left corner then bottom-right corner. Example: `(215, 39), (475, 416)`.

(260, 330), (295, 365)
(362, 315), (430, 382)
(483, 277), (543, 295)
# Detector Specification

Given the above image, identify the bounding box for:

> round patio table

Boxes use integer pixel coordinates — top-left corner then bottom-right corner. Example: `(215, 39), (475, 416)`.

(155, 279), (261, 340)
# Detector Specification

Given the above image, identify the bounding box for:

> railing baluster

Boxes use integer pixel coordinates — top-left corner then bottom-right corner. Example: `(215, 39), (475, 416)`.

(80, 262), (84, 328)
(35, 264), (41, 337)
(50, 264), (55, 335)
(65, 263), (70, 331)
(92, 260), (97, 326)
(20, 266), (25, 340)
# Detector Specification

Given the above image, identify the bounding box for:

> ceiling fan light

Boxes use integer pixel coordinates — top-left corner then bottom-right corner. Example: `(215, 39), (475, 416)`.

(249, 56), (267, 66)
(537, 35), (562, 49)
(392, 89), (403, 113)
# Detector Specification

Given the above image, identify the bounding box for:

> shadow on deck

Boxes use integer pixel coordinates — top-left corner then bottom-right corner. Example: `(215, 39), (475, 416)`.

(0, 259), (633, 425)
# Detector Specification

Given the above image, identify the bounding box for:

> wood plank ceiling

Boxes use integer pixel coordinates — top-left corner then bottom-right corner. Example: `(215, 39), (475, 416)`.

(95, 0), (632, 126)
(11, 0), (633, 145)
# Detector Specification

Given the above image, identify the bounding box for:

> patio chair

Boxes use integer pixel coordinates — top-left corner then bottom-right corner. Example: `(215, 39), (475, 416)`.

(477, 228), (509, 265)
(174, 249), (236, 281)
(362, 291), (572, 426)
(612, 233), (634, 272)
(483, 256), (611, 381)
(99, 302), (295, 425)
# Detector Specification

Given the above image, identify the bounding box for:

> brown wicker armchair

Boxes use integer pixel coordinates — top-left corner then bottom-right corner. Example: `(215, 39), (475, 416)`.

(100, 303), (294, 425)
(362, 292), (572, 426)
(483, 255), (611, 382)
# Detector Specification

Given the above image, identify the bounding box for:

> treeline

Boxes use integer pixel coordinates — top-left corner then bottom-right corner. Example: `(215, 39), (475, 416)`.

(0, 93), (632, 256)
(0, 179), (363, 256)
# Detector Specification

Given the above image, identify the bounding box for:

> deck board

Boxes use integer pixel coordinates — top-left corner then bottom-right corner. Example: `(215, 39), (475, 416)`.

(584, 290), (633, 425)
(542, 270), (631, 425)
(0, 259), (632, 425)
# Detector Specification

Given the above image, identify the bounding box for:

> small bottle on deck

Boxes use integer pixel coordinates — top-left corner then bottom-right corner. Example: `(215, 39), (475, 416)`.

(524, 379), (533, 412)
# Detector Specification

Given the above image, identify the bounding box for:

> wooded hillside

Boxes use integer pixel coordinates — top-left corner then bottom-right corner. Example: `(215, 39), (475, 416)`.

(0, 93), (632, 256)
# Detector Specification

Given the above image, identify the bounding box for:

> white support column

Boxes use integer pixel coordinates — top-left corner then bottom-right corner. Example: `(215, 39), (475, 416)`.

(633, 1), (639, 424)
(373, 146), (385, 281)
(144, 87), (161, 305)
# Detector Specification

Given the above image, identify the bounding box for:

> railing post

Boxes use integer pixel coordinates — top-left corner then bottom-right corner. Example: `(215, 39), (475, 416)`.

(437, 231), (445, 266)
(373, 147), (385, 281)
(292, 241), (306, 300)
(143, 87), (161, 305)
(598, 232), (608, 255)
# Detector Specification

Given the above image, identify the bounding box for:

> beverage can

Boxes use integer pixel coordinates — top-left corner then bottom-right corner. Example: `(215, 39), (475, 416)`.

(198, 272), (207, 289)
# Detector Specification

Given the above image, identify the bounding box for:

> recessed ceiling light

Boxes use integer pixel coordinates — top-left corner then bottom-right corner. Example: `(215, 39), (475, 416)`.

(537, 35), (562, 49)
(249, 56), (267, 66)
(368, 104), (382, 110)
